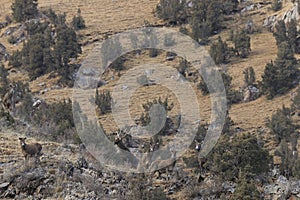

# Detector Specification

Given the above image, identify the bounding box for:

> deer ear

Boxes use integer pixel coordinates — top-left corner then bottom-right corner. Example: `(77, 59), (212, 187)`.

(19, 137), (22, 140)
(24, 137), (27, 140)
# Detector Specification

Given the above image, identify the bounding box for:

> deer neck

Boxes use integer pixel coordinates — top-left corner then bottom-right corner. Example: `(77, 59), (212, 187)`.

(21, 143), (27, 150)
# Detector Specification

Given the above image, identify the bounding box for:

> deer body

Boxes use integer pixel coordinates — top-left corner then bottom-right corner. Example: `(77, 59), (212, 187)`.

(19, 137), (42, 162)
(148, 150), (177, 179)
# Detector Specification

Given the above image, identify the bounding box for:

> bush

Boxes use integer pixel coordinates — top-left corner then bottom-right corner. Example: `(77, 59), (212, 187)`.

(128, 175), (170, 200)
(266, 106), (296, 144)
(197, 80), (209, 95)
(8, 8), (82, 85)
(243, 67), (255, 86)
(227, 89), (243, 105)
(11, 0), (38, 22)
(156, 0), (187, 25)
(233, 30), (251, 58)
(138, 97), (174, 135)
(271, 0), (282, 11)
(183, 156), (199, 168)
(209, 36), (231, 64)
(231, 179), (261, 200)
(0, 64), (9, 97)
(149, 48), (159, 58)
(205, 134), (272, 181)
(72, 9), (86, 30)
(101, 37), (124, 71)
(261, 42), (299, 99)
(8, 35), (17, 44)
(95, 90), (112, 115)
(31, 99), (76, 141)
(8, 50), (22, 67)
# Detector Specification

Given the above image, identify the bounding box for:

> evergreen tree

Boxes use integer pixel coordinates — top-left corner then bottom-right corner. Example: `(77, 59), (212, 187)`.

(156, 0), (187, 24)
(261, 42), (299, 98)
(287, 19), (299, 53)
(206, 0), (223, 33)
(25, 21), (49, 36)
(205, 134), (271, 181)
(101, 36), (124, 71)
(22, 33), (48, 79)
(233, 30), (251, 58)
(221, 0), (239, 14)
(266, 106), (296, 144)
(190, 17), (210, 44)
(273, 20), (288, 46)
(275, 139), (296, 178)
(8, 50), (22, 67)
(190, 0), (222, 44)
(53, 26), (82, 79)
(0, 65), (8, 97)
(11, 0), (38, 22)
(243, 67), (255, 86)
(8, 8), (82, 84)
(209, 36), (230, 64)
(261, 61), (277, 98)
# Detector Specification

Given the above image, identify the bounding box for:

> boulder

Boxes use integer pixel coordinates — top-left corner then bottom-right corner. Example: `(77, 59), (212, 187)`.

(282, 2), (299, 24)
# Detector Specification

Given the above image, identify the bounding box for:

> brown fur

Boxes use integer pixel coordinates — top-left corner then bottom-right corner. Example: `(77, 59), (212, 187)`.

(19, 137), (42, 162)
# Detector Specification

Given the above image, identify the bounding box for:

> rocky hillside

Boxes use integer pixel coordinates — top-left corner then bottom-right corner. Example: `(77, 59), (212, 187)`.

(0, 0), (299, 199)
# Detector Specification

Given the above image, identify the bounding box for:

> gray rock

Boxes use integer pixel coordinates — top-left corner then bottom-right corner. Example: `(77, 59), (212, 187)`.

(0, 182), (10, 189)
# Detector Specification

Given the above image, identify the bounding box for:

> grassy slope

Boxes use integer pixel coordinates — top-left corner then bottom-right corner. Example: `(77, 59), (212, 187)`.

(0, 0), (297, 139)
(0, 0), (299, 180)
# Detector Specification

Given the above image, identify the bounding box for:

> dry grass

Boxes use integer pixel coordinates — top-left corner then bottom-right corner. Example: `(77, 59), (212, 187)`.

(0, 0), (295, 135)
(0, 1), (298, 197)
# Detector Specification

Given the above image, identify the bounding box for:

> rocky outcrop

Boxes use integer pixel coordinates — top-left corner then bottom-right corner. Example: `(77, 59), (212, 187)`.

(242, 85), (260, 102)
(264, 175), (300, 199)
(282, 2), (300, 24)
(263, 3), (300, 31)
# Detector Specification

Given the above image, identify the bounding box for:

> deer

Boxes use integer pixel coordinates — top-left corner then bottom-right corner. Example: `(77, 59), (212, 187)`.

(114, 129), (130, 152)
(19, 137), (42, 163)
(148, 149), (177, 180)
(194, 139), (203, 152)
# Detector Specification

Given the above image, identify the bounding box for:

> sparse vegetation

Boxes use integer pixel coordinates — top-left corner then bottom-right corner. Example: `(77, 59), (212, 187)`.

(8, 7), (82, 86)
(1, 0), (300, 199)
(95, 89), (112, 115)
